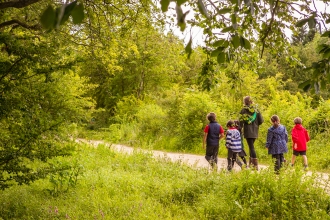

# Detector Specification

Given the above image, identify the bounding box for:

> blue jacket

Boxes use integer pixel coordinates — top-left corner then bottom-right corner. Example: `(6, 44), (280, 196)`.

(266, 125), (288, 155)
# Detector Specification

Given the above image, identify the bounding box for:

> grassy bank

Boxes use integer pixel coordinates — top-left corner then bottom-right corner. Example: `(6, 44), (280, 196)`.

(1, 142), (330, 219)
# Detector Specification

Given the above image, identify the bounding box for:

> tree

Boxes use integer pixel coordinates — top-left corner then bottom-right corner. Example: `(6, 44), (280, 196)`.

(0, 0), (92, 189)
(159, 0), (330, 92)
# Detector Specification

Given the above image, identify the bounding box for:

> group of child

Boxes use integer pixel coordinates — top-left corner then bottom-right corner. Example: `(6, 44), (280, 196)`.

(203, 112), (310, 172)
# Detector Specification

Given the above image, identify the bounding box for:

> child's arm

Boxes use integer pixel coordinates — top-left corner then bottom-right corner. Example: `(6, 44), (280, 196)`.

(291, 128), (299, 143)
(219, 126), (225, 140)
(293, 143), (297, 149)
(305, 129), (310, 142)
(265, 129), (273, 148)
(225, 132), (231, 148)
(203, 132), (207, 149)
(284, 127), (288, 143)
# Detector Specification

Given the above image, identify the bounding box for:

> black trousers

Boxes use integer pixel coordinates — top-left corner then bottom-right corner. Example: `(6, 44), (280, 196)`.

(205, 145), (219, 164)
(272, 154), (284, 172)
(246, 138), (257, 158)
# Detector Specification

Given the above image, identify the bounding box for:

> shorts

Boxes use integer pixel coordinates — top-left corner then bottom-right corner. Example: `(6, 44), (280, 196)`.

(293, 150), (306, 156)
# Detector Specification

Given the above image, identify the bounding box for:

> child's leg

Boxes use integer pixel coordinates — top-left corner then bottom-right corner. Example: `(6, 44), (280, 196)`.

(234, 153), (243, 168)
(272, 154), (281, 172)
(302, 155), (308, 167)
(227, 158), (233, 171)
(227, 149), (233, 171)
(231, 156), (235, 168)
(279, 154), (284, 168)
(291, 155), (296, 166)
(240, 156), (247, 165)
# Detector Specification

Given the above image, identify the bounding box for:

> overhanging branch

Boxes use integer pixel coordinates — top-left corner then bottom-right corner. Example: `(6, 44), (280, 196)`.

(0, 19), (41, 30)
(0, 0), (42, 10)
(260, 0), (280, 58)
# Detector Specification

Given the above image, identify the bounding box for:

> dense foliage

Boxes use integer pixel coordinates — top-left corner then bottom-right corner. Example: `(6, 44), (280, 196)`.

(1, 3), (330, 220)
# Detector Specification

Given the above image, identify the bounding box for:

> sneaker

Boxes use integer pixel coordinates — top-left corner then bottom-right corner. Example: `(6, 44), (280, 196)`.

(304, 165), (308, 171)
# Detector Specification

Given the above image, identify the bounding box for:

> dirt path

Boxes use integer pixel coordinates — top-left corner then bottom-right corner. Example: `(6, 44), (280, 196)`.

(75, 139), (267, 171)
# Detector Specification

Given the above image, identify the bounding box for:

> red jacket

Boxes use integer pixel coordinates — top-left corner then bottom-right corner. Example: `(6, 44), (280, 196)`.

(291, 124), (310, 151)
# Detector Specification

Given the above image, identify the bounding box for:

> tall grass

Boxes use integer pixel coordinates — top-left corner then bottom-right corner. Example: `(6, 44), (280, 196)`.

(1, 142), (330, 219)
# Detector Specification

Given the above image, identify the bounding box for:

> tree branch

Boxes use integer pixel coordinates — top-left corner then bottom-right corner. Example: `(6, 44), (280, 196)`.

(0, 57), (24, 83)
(0, 19), (41, 30)
(260, 0), (280, 58)
(0, 0), (42, 10)
(205, 0), (230, 22)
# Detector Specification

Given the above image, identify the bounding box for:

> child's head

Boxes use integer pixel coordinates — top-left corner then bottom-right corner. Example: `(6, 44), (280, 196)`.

(207, 112), (216, 122)
(294, 117), (302, 125)
(243, 96), (253, 106)
(233, 120), (240, 127)
(226, 120), (235, 128)
(271, 115), (280, 127)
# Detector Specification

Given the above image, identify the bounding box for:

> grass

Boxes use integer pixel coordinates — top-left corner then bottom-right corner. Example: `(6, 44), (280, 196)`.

(1, 142), (330, 219)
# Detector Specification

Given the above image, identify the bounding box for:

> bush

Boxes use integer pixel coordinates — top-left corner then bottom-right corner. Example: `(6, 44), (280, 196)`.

(308, 99), (330, 136)
(175, 91), (218, 152)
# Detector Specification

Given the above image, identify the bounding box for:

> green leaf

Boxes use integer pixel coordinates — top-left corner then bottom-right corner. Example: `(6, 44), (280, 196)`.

(185, 37), (193, 58)
(60, 1), (77, 25)
(218, 8), (231, 14)
(40, 5), (56, 30)
(198, 0), (209, 18)
(232, 34), (240, 49)
(317, 44), (329, 53)
(211, 47), (225, 57)
(321, 79), (326, 90)
(231, 14), (237, 24)
(213, 39), (229, 47)
(326, 18), (330, 24)
(217, 52), (226, 64)
(177, 0), (188, 6)
(71, 3), (84, 24)
(298, 80), (311, 91)
(240, 37), (251, 50)
(308, 18), (316, 29)
(295, 18), (309, 27)
(176, 5), (189, 31)
(244, 38), (251, 49)
(160, 0), (170, 12)
(321, 30), (330, 38)
(323, 49), (330, 59)
(222, 26), (234, 33)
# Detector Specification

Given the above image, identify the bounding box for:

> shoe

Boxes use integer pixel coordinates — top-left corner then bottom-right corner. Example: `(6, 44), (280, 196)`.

(304, 165), (308, 171)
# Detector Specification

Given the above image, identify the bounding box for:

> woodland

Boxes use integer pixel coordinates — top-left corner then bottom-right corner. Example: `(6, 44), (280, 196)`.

(1, 0), (330, 219)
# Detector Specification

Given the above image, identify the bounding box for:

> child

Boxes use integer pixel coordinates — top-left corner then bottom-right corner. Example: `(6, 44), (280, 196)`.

(265, 115), (288, 173)
(225, 120), (243, 171)
(234, 120), (248, 167)
(291, 117), (310, 170)
(203, 112), (225, 169)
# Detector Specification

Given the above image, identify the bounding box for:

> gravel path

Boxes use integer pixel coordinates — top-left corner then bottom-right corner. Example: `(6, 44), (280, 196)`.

(75, 138), (267, 171)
